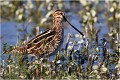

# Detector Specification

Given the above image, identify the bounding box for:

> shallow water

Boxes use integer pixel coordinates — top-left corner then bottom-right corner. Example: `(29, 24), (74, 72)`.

(1, 12), (109, 51)
(1, 11), (110, 55)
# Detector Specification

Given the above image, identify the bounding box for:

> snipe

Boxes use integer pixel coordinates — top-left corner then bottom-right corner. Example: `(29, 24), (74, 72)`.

(11, 10), (84, 58)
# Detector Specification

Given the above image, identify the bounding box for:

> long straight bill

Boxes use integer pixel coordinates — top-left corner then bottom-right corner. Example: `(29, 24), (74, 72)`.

(63, 16), (84, 36)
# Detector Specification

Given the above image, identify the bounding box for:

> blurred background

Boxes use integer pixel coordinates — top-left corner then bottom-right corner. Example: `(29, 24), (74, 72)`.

(0, 0), (120, 79)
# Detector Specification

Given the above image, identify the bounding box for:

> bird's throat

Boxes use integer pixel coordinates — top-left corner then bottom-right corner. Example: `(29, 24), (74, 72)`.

(52, 19), (63, 33)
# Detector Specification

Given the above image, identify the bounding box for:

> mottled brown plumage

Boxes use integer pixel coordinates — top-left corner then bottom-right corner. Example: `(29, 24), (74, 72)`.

(11, 10), (84, 57)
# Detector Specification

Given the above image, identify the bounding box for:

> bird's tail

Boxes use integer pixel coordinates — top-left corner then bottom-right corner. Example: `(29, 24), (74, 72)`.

(4, 45), (27, 54)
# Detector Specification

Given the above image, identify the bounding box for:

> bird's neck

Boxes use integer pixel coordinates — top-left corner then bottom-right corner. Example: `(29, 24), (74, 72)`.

(52, 19), (63, 32)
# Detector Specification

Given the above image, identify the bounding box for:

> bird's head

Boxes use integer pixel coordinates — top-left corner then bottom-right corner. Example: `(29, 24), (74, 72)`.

(53, 10), (84, 36)
(53, 10), (64, 21)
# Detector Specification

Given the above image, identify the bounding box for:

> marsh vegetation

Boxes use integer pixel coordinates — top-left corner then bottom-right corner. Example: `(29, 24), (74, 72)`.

(0, 0), (120, 79)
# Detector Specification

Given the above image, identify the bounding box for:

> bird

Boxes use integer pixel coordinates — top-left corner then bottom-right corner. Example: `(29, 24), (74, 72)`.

(10, 10), (84, 58)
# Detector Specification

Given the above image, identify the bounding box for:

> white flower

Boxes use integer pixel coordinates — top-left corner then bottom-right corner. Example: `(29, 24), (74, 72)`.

(18, 14), (23, 20)
(27, 0), (34, 9)
(68, 46), (72, 50)
(56, 60), (61, 64)
(94, 17), (97, 22)
(83, 15), (89, 21)
(86, 12), (90, 16)
(101, 64), (107, 73)
(110, 7), (114, 12)
(75, 34), (79, 38)
(3, 1), (9, 5)
(93, 65), (98, 70)
(80, 0), (87, 6)
(96, 47), (99, 52)
(91, 10), (96, 17)
(115, 13), (120, 19)
(78, 39), (83, 44)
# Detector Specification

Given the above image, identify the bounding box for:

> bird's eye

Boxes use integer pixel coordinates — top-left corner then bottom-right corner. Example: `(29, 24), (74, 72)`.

(60, 12), (63, 15)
